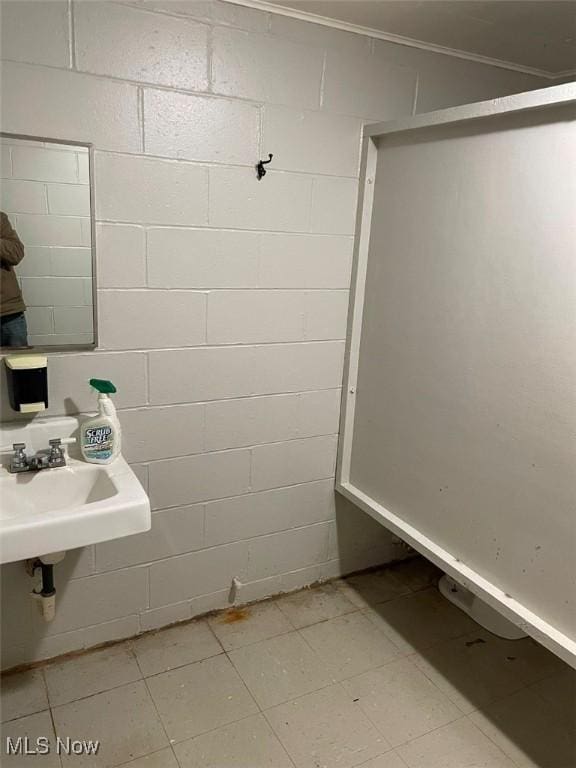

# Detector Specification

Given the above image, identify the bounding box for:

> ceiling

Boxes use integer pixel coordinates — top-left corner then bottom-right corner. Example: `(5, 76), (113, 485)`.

(264, 1), (576, 76)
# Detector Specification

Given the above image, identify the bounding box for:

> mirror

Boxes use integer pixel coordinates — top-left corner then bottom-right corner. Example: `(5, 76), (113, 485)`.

(0, 134), (95, 350)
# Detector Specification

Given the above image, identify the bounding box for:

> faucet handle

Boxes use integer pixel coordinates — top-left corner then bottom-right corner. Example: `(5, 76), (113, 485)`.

(0, 442), (26, 454)
(11, 443), (28, 470)
(48, 437), (76, 451)
(48, 438), (65, 464)
(1, 443), (28, 472)
(47, 437), (75, 467)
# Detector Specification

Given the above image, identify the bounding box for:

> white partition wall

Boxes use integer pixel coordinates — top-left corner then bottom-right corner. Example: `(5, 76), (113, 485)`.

(337, 84), (576, 667)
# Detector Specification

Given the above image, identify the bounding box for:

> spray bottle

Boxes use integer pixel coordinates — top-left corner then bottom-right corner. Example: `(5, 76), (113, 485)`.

(80, 379), (122, 464)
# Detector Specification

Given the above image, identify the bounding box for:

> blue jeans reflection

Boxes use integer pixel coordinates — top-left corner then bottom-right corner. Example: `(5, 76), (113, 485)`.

(0, 312), (29, 347)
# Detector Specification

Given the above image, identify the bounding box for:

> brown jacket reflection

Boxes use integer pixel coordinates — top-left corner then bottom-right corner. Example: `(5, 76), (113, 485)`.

(0, 211), (26, 316)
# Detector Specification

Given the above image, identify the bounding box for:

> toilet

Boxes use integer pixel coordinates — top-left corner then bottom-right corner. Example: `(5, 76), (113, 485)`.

(439, 573), (528, 640)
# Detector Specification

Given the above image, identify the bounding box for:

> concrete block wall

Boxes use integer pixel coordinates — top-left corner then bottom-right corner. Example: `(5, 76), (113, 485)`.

(0, 138), (93, 345)
(0, 0), (545, 669)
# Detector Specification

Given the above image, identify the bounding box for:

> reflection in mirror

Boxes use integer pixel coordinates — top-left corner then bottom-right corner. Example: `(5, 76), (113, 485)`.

(0, 135), (95, 349)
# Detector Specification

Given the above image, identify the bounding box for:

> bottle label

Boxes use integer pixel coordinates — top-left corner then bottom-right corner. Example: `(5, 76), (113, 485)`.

(83, 426), (113, 461)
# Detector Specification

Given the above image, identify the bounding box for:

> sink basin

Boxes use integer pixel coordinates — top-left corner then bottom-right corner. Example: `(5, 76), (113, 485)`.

(0, 417), (150, 564)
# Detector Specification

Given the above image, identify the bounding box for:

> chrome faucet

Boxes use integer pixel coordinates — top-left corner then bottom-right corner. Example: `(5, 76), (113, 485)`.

(7, 439), (69, 474)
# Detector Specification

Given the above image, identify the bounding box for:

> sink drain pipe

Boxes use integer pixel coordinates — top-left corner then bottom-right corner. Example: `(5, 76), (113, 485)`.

(31, 559), (56, 622)
(27, 552), (65, 622)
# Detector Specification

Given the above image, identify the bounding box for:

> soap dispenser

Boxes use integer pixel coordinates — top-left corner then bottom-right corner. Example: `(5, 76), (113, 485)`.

(4, 355), (48, 413)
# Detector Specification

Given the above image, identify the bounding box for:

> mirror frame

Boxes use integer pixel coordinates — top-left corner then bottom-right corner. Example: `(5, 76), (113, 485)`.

(0, 132), (98, 352)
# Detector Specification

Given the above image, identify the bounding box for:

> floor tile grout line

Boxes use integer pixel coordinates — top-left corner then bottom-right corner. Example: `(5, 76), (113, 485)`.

(463, 678), (576, 763)
(242, 669), (344, 715)
(386, 749), (412, 768)
(223, 646), (265, 716)
(39, 666), (51, 710)
(356, 607), (416, 656)
(170, 744), (184, 768)
(354, 747), (410, 768)
(273, 585), (360, 630)
(138, 649), (226, 683)
(391, 712), (470, 754)
(293, 621), (337, 674)
(225, 624), (319, 662)
(365, 619), (479, 659)
(212, 624), (296, 654)
(46, 702), (64, 768)
(0, 665), (51, 723)
(46, 674), (143, 711)
(258, 708), (300, 768)
(390, 751), (412, 768)
(34, 617), (343, 701)
(203, 617), (228, 655)
(46, 669), (64, 768)
(400, 618), (567, 714)
(298, 629), (408, 683)
(0, 706), (51, 725)
(394, 652), (470, 714)
(4, 564), (555, 696)
(333, 653), (468, 751)
(258, 676), (398, 762)
(4, 572), (572, 765)
(41, 646), (145, 711)
(258, 707), (299, 768)
(408, 653), (539, 719)
(0, 579), (408, 679)
(33, 600), (544, 736)
(0, 564), (427, 689)
(209, 594), (363, 653)
(163, 710), (266, 752)
(141, 672), (173, 752)
(526, 670), (574, 708)
(264, 596), (299, 633)
(114, 745), (175, 768)
(128, 638), (149, 680)
(460, 712), (525, 768)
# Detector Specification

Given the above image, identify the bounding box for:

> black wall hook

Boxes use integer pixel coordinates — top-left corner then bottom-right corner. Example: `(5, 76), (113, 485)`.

(256, 154), (273, 180)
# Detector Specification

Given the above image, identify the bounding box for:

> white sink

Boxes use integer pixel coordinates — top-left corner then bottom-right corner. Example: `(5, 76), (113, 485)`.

(0, 417), (150, 564)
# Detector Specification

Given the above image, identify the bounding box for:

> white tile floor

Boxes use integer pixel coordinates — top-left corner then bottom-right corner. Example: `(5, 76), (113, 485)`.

(1, 558), (575, 768)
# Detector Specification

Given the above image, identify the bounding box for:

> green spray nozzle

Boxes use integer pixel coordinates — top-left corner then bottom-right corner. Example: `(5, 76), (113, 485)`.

(89, 378), (117, 394)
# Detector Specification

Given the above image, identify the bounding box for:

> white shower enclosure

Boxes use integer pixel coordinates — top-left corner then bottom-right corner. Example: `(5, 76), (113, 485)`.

(337, 83), (576, 667)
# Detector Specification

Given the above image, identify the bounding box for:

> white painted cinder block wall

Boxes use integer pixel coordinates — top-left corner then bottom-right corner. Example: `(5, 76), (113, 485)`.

(0, 0), (545, 669)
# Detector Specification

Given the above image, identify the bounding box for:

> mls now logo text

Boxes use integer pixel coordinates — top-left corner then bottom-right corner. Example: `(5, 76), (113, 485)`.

(6, 737), (100, 755)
